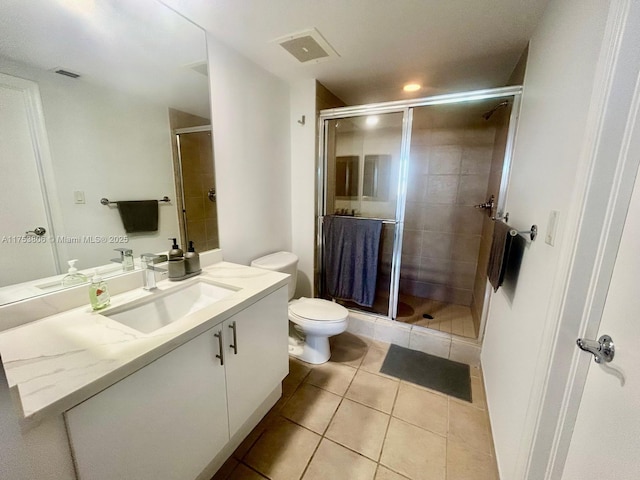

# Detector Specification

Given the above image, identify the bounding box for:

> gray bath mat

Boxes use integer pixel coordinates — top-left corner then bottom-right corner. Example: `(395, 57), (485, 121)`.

(380, 344), (471, 401)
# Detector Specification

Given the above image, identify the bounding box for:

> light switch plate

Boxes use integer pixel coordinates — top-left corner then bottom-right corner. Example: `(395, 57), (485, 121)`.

(546, 210), (560, 246)
(74, 190), (85, 204)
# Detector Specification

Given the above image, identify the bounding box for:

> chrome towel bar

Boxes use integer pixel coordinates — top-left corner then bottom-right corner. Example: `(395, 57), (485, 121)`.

(510, 225), (537, 241)
(100, 196), (170, 205)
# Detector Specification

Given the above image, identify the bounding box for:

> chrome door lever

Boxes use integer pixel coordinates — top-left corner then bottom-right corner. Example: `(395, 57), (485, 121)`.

(576, 335), (615, 364)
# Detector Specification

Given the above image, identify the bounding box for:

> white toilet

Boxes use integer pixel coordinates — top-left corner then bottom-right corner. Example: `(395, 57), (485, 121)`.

(251, 251), (348, 364)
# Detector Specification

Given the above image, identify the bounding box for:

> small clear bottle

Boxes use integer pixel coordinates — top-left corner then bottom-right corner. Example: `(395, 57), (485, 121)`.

(89, 270), (110, 310)
(62, 259), (88, 287)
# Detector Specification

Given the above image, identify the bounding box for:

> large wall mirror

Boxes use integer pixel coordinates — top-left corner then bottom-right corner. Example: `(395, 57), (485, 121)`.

(0, 0), (217, 305)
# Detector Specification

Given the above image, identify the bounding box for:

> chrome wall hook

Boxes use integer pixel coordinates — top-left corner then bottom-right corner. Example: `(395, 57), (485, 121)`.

(297, 115), (306, 125)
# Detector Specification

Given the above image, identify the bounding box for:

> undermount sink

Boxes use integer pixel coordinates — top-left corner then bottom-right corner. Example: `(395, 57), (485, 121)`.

(101, 280), (236, 334)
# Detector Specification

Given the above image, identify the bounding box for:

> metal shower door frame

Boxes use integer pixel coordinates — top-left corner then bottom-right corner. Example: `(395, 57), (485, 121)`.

(317, 86), (523, 321)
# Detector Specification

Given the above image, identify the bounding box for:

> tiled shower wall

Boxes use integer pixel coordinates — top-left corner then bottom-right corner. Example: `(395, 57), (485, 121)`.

(400, 125), (496, 305)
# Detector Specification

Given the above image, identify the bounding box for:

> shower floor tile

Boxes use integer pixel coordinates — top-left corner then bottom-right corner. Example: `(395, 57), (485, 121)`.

(396, 295), (477, 339)
(212, 333), (497, 480)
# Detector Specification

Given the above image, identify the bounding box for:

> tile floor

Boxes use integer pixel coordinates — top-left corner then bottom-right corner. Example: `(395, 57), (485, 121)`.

(396, 296), (477, 339)
(212, 332), (498, 480)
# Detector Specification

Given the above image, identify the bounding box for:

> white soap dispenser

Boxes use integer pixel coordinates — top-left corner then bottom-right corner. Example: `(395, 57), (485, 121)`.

(61, 259), (88, 287)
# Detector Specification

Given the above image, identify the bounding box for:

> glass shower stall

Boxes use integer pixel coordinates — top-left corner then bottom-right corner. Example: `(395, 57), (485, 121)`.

(317, 87), (521, 340)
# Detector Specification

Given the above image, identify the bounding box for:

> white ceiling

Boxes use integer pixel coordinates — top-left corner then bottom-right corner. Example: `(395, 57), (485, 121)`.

(162, 0), (550, 105)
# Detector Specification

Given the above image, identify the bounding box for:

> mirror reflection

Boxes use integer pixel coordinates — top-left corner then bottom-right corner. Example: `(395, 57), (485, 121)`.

(0, 0), (217, 304)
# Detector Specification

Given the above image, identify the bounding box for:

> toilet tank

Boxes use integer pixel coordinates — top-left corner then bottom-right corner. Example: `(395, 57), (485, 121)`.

(250, 251), (298, 300)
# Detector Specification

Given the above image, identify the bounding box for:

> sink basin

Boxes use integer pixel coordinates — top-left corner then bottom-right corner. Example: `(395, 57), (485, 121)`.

(102, 280), (236, 334)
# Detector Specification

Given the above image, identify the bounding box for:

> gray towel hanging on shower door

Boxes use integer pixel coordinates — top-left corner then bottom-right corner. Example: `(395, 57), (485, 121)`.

(323, 215), (383, 307)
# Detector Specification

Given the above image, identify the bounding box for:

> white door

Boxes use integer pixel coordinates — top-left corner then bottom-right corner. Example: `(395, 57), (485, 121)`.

(560, 167), (640, 478)
(0, 74), (59, 286)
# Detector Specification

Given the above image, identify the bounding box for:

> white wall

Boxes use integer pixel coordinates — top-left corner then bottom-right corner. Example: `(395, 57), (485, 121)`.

(290, 79), (317, 297)
(480, 0), (611, 478)
(0, 56), (180, 271)
(206, 35), (292, 266)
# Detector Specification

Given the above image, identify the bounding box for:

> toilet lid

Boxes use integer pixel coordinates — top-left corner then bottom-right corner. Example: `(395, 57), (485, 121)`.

(289, 298), (348, 322)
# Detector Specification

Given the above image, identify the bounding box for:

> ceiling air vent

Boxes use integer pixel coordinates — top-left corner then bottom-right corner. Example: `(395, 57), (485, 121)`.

(274, 28), (339, 64)
(53, 68), (81, 79)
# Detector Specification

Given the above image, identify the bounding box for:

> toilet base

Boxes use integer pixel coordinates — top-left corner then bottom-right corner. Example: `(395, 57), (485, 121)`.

(288, 334), (331, 364)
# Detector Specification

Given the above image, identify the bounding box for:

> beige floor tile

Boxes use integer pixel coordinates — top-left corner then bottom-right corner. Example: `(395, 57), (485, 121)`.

(438, 319), (453, 334)
(446, 440), (499, 480)
(469, 376), (487, 410)
(305, 361), (357, 396)
(244, 417), (321, 480)
(302, 439), (377, 480)
(470, 366), (481, 378)
(451, 317), (465, 336)
(290, 357), (313, 378)
(227, 463), (268, 480)
(281, 358), (312, 400)
(330, 333), (370, 368)
(463, 317), (476, 338)
(448, 400), (492, 455)
(232, 413), (275, 460)
(375, 466), (410, 480)
(325, 399), (390, 461)
(281, 383), (342, 434)
(211, 457), (239, 480)
(380, 418), (446, 480)
(360, 342), (393, 377)
(392, 382), (448, 436)
(345, 369), (399, 413)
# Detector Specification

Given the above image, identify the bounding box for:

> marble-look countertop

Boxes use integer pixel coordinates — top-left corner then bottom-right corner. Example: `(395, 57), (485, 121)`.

(0, 262), (288, 424)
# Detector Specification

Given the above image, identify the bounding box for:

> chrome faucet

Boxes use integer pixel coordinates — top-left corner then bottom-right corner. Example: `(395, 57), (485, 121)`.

(140, 253), (167, 290)
(112, 248), (135, 271)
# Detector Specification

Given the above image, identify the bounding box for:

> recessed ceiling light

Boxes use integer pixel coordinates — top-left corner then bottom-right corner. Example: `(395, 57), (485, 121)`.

(403, 83), (421, 92)
(366, 116), (379, 126)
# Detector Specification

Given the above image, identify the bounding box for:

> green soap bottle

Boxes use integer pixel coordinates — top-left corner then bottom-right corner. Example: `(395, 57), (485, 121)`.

(89, 270), (110, 310)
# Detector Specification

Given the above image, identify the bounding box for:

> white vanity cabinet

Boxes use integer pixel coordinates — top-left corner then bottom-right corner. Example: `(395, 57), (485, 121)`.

(65, 327), (230, 480)
(223, 286), (289, 437)
(64, 286), (288, 480)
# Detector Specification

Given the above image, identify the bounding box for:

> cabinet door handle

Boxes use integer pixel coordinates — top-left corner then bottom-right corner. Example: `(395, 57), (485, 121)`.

(214, 331), (224, 365)
(229, 321), (238, 354)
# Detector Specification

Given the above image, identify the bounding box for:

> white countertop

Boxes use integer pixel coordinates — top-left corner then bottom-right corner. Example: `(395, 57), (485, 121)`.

(0, 261), (288, 424)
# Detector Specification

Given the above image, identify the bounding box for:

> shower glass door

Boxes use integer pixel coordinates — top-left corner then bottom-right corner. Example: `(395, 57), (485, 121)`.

(318, 87), (522, 330)
(320, 110), (408, 317)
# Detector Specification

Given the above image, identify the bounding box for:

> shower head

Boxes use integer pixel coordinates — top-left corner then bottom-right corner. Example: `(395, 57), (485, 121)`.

(482, 100), (510, 120)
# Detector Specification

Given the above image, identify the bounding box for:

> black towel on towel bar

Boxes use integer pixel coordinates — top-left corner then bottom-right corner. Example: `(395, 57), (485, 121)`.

(487, 219), (513, 292)
(116, 200), (159, 233)
(323, 215), (383, 307)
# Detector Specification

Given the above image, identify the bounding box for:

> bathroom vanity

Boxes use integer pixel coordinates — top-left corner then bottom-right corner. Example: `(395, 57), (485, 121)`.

(0, 255), (289, 480)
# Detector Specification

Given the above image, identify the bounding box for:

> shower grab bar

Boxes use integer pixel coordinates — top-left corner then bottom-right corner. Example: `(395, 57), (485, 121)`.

(100, 196), (171, 205)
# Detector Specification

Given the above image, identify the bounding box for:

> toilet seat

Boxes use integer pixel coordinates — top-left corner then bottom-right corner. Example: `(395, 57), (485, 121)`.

(289, 298), (348, 323)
